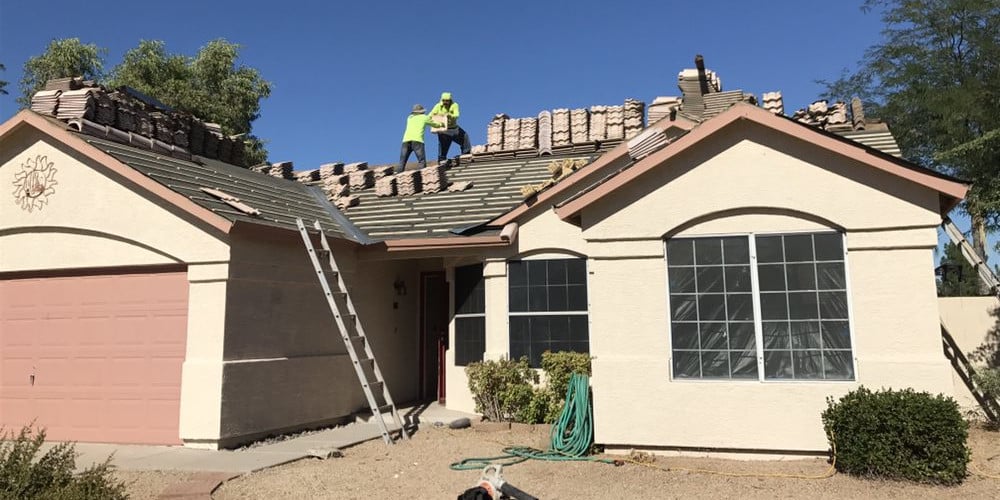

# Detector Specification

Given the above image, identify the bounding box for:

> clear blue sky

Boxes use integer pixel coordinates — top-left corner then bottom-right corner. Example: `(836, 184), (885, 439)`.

(0, 0), (992, 262)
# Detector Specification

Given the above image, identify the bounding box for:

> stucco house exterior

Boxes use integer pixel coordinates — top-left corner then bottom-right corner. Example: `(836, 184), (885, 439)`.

(1, 69), (975, 454)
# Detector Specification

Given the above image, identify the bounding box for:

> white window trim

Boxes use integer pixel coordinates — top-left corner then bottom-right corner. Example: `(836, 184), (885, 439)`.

(664, 231), (858, 383)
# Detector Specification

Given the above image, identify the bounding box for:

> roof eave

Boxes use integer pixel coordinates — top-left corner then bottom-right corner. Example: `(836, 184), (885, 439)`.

(368, 222), (519, 253)
(554, 103), (970, 221)
(1, 110), (234, 235)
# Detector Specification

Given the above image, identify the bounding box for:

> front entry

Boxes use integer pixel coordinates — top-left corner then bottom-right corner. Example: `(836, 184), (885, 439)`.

(419, 272), (448, 403)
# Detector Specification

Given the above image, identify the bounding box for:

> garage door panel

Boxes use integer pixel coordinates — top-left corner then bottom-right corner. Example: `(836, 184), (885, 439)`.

(0, 270), (188, 445)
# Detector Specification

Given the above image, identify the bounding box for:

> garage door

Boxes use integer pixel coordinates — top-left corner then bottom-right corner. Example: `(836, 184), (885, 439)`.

(0, 269), (188, 445)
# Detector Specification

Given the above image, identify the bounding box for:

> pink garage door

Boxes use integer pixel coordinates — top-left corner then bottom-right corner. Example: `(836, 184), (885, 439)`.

(0, 269), (188, 445)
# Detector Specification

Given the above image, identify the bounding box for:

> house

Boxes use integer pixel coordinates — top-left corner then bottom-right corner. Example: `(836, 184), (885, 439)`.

(1, 63), (971, 454)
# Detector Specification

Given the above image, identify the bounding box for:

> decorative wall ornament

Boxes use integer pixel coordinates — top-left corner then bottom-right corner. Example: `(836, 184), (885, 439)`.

(12, 154), (58, 213)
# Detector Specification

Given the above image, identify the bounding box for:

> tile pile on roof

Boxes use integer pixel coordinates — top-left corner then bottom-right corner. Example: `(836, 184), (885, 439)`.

(29, 80), (246, 166)
(789, 97), (902, 156)
(396, 169), (423, 196)
(520, 158), (588, 198)
(647, 96), (681, 124)
(375, 175), (397, 197)
(762, 91), (784, 115)
(421, 164), (449, 193)
(570, 109), (589, 143)
(624, 99), (644, 137)
(589, 106), (607, 142)
(552, 109), (571, 147)
(518, 117), (537, 150)
(487, 114), (507, 151)
(538, 111), (553, 154)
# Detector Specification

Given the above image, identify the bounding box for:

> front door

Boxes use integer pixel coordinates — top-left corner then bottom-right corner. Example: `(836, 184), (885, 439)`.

(420, 272), (448, 403)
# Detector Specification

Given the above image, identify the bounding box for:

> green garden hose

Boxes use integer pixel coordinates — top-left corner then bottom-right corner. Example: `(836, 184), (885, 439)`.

(450, 373), (616, 470)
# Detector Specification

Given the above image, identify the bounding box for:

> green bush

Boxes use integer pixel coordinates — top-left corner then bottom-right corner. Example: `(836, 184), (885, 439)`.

(0, 425), (127, 500)
(822, 387), (970, 485)
(465, 351), (593, 424)
(465, 357), (538, 422)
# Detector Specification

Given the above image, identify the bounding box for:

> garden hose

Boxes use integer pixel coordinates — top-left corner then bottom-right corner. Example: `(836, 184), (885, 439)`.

(450, 373), (616, 471)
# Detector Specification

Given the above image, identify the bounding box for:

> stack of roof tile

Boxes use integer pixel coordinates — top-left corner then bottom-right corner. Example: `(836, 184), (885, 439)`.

(373, 165), (394, 180)
(826, 102), (851, 131)
(94, 92), (115, 124)
(31, 90), (61, 116)
(55, 89), (95, 120)
(503, 118), (521, 150)
(703, 90), (750, 119)
(396, 170), (422, 196)
(319, 162), (344, 179)
(375, 175), (397, 197)
(570, 109), (589, 143)
(537, 111), (552, 154)
(421, 165), (448, 193)
(518, 117), (537, 150)
(203, 131), (220, 159)
(151, 113), (176, 144)
(343, 161), (368, 174)
(588, 106), (607, 142)
(333, 195), (359, 210)
(677, 68), (721, 119)
(552, 109), (571, 147)
(762, 91), (784, 115)
(647, 96), (680, 125)
(627, 127), (670, 161)
(447, 180), (473, 192)
(296, 169), (320, 182)
(171, 115), (190, 148)
(850, 97), (866, 130)
(791, 100), (852, 131)
(349, 170), (374, 190)
(325, 174), (350, 198)
(471, 144), (488, 154)
(624, 99), (645, 139)
(269, 161), (294, 179)
(188, 120), (205, 155)
(44, 77), (85, 92)
(606, 105), (624, 140)
(487, 114), (507, 152)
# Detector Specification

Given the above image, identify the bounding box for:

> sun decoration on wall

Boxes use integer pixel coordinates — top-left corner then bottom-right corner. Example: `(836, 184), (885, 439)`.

(11, 154), (58, 213)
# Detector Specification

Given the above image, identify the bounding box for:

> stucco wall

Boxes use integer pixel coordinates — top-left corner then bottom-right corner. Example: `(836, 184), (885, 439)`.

(443, 122), (954, 452)
(939, 296), (999, 414)
(1, 131), (232, 447)
(218, 229), (422, 444)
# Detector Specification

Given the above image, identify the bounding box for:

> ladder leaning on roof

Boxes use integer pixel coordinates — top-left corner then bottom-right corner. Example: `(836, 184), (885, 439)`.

(941, 216), (1000, 298)
(295, 218), (409, 445)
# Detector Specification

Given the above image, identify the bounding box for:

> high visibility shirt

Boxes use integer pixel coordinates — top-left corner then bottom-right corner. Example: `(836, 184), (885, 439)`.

(430, 101), (460, 128)
(402, 113), (443, 143)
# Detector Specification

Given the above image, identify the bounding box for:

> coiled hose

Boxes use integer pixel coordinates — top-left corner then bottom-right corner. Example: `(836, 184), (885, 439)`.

(450, 373), (615, 470)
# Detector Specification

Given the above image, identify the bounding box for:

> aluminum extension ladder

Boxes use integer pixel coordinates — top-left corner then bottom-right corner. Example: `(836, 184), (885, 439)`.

(296, 218), (409, 444)
(941, 216), (1000, 298)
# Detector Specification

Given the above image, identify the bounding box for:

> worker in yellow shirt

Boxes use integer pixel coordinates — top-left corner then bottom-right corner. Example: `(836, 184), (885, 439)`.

(398, 104), (444, 173)
(430, 92), (471, 163)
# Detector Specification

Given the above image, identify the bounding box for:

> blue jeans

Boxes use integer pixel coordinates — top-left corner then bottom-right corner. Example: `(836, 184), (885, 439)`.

(398, 141), (426, 173)
(437, 127), (471, 161)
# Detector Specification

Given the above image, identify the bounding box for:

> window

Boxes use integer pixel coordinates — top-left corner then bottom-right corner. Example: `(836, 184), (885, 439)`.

(508, 259), (589, 367)
(454, 264), (485, 366)
(666, 232), (854, 381)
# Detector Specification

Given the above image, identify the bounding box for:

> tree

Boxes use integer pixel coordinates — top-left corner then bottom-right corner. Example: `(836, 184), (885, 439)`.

(18, 38), (105, 107)
(937, 242), (985, 296)
(1, 63), (9, 95)
(109, 39), (272, 165)
(823, 0), (1000, 260)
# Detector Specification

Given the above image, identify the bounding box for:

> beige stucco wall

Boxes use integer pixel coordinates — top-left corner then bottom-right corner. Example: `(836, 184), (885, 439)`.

(444, 122), (954, 452)
(939, 296), (999, 415)
(217, 229), (423, 444)
(0, 130), (233, 447)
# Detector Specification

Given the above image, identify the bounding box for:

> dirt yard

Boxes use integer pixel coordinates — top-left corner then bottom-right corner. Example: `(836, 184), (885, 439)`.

(116, 425), (1000, 499)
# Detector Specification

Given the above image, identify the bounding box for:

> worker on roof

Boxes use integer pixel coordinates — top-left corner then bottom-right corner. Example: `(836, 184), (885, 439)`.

(397, 104), (444, 173)
(430, 91), (471, 163)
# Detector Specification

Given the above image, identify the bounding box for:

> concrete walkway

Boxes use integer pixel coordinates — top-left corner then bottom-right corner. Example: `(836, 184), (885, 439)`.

(57, 402), (475, 474)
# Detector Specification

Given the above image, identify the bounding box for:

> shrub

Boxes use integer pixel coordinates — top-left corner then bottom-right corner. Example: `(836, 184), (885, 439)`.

(465, 357), (538, 422)
(0, 425), (127, 500)
(822, 387), (970, 485)
(972, 367), (1000, 428)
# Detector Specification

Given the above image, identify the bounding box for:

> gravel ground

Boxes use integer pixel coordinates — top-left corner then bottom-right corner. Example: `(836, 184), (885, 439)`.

(206, 424), (1000, 500)
(114, 470), (194, 499)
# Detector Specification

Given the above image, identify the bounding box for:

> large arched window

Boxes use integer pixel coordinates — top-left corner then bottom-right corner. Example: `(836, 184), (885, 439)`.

(666, 232), (854, 381)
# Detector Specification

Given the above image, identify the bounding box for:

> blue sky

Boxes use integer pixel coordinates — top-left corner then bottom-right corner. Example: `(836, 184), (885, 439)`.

(0, 0), (992, 262)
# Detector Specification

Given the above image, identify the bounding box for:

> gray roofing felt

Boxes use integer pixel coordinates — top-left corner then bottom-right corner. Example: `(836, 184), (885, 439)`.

(81, 135), (355, 241)
(345, 152), (600, 239)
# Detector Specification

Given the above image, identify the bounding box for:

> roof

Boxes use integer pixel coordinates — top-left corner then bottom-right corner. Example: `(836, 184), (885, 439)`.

(82, 135), (357, 241)
(1, 110), (358, 242)
(554, 103), (969, 220)
(345, 152), (600, 240)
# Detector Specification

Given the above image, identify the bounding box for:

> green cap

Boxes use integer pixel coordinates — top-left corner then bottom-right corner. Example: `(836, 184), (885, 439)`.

(441, 92), (452, 100)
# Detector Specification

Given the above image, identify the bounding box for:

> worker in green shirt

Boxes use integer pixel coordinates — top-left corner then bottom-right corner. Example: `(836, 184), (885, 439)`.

(430, 91), (471, 163)
(398, 104), (444, 173)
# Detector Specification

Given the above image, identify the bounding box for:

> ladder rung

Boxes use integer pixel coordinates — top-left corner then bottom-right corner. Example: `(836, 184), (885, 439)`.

(374, 404), (395, 415)
(357, 357), (374, 367)
(366, 381), (385, 392)
(346, 335), (366, 345)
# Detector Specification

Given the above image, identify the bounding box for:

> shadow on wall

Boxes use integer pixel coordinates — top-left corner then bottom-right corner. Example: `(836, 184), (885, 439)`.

(969, 304), (1000, 368)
